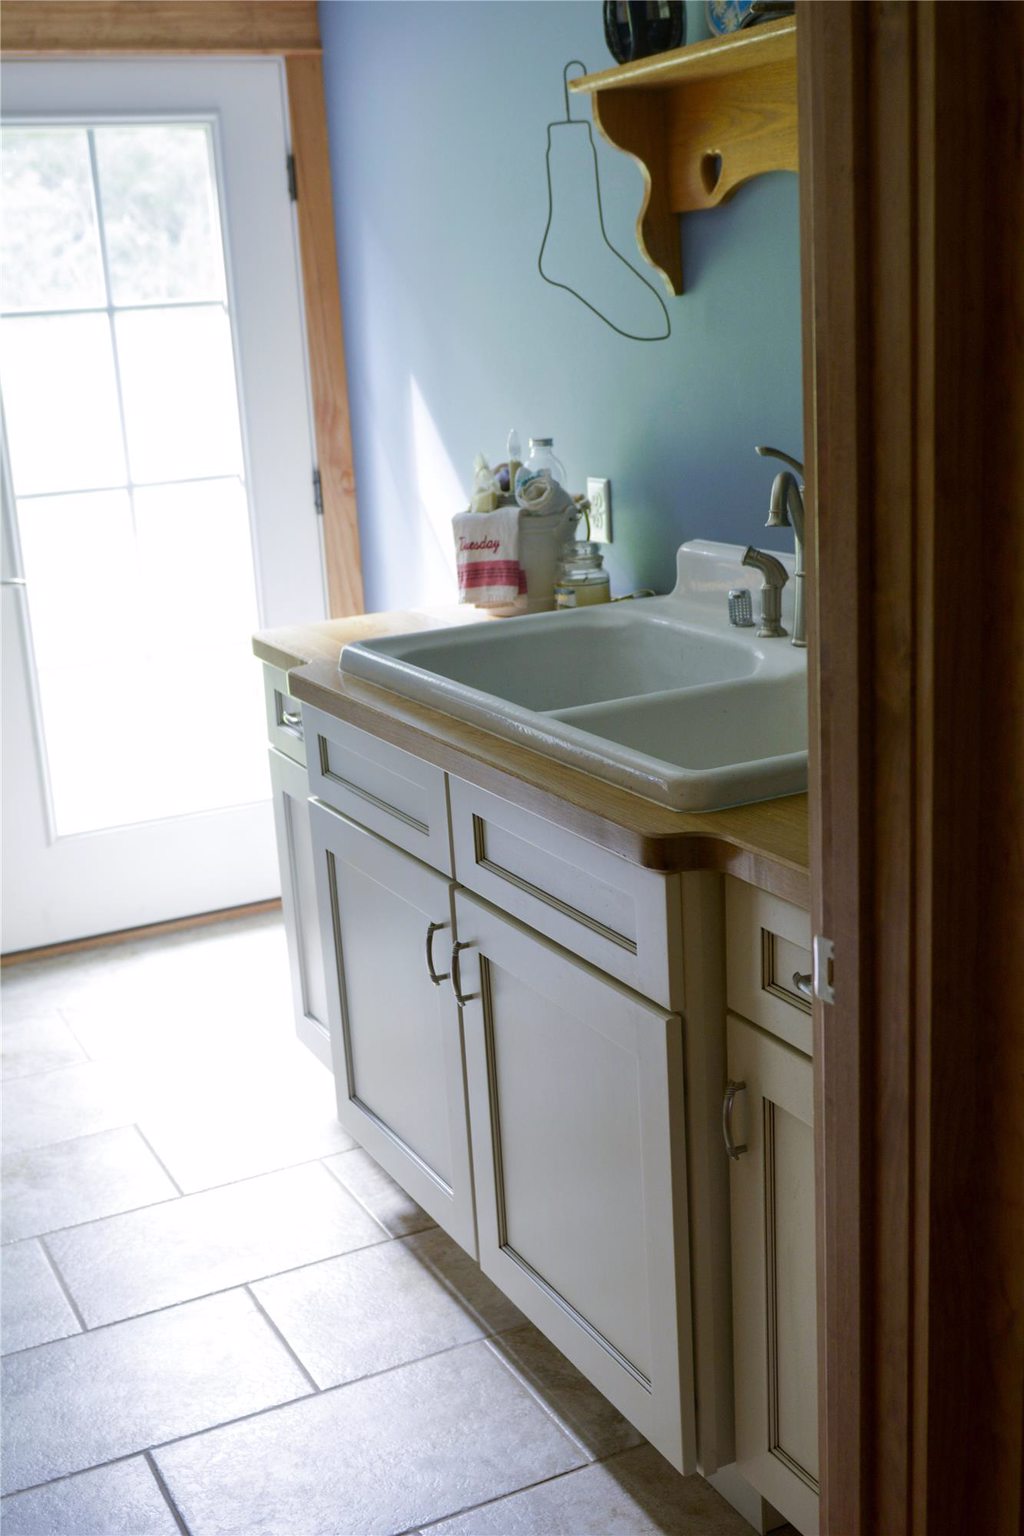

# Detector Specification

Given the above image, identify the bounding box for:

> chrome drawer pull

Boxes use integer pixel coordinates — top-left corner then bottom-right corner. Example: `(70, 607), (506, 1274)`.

(450, 941), (478, 1007)
(792, 971), (813, 1000)
(722, 1080), (748, 1160)
(281, 709), (303, 734)
(424, 921), (450, 986)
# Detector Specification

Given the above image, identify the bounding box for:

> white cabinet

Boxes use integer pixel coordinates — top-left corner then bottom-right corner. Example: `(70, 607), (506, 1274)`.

(726, 1012), (818, 1535)
(268, 746), (331, 1069)
(309, 798), (477, 1256)
(454, 888), (697, 1472)
(266, 668), (818, 1524)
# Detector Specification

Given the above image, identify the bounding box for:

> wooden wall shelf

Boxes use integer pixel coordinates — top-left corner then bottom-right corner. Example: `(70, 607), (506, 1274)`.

(570, 17), (797, 295)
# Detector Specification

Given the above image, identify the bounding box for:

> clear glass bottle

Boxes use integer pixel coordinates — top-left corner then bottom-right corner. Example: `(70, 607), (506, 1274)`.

(514, 437), (566, 503)
(554, 541), (611, 608)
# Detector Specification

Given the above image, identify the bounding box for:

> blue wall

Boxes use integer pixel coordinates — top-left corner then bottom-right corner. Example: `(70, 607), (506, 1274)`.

(318, 0), (803, 610)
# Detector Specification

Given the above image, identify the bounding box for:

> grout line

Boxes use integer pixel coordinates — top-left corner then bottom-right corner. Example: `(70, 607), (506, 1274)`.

(131, 1126), (185, 1198)
(36, 1237), (90, 1334)
(143, 1450), (192, 1536)
(3, 1334), (598, 1504)
(244, 1285), (321, 1395)
(0, 1150), (370, 1250)
(0, 1231), (397, 1359)
(318, 1152), (401, 1239)
(481, 1332), (599, 1462)
(406, 1458), (602, 1535)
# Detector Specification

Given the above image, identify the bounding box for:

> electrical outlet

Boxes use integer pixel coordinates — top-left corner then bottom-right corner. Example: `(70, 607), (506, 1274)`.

(586, 477), (612, 543)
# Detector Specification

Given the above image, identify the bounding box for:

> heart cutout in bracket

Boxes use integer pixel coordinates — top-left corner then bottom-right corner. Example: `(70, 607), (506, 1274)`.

(700, 151), (724, 196)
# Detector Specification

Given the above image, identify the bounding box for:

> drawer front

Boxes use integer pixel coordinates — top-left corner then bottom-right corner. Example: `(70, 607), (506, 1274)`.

(449, 779), (682, 1008)
(305, 705), (452, 875)
(726, 879), (813, 1055)
(263, 663), (307, 768)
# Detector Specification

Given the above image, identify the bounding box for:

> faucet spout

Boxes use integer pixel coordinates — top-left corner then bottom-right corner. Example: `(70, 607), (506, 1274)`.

(756, 454), (807, 648)
(742, 546), (789, 638)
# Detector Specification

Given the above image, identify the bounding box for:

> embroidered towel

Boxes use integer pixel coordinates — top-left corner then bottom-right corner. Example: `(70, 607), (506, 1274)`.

(453, 508), (526, 606)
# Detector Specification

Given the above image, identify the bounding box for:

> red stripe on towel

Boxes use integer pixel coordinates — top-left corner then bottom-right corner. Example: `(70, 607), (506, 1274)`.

(459, 560), (523, 590)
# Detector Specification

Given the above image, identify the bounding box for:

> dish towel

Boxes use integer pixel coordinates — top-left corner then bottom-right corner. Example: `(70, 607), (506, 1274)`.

(453, 508), (526, 606)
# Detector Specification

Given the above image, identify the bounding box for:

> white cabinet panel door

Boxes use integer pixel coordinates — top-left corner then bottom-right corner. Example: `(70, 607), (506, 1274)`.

(727, 1013), (818, 1535)
(1, 60), (326, 951)
(455, 888), (696, 1474)
(310, 800), (476, 1256)
(269, 746), (330, 1069)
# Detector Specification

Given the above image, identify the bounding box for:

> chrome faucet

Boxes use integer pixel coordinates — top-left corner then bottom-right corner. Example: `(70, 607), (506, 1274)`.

(741, 546), (789, 638)
(755, 445), (806, 648)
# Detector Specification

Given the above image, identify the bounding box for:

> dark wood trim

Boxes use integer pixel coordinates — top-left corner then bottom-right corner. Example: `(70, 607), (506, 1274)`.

(1, 1), (320, 55)
(800, 2), (1023, 1530)
(1, 899), (283, 966)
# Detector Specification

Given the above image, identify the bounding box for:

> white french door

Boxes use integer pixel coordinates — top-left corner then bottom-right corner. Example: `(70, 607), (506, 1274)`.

(1, 59), (327, 952)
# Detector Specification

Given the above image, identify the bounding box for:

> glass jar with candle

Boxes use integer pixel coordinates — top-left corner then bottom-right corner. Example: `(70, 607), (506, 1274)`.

(554, 542), (611, 608)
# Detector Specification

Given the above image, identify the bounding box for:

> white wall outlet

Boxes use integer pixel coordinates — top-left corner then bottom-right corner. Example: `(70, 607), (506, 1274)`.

(586, 477), (612, 543)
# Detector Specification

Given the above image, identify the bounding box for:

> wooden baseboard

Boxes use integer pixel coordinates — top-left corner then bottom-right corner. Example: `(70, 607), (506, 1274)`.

(1, 899), (283, 967)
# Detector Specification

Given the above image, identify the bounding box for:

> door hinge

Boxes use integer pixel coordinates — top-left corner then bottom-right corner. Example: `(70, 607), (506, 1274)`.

(312, 467), (324, 516)
(813, 934), (835, 1005)
(286, 153), (298, 202)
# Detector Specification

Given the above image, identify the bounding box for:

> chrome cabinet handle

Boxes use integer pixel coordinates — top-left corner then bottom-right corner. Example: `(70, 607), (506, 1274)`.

(424, 921), (450, 986)
(280, 709), (303, 733)
(793, 971), (813, 1000)
(450, 941), (477, 1007)
(722, 1080), (748, 1160)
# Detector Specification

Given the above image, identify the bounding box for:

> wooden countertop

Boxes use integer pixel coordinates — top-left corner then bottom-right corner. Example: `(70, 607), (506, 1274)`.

(254, 611), (810, 908)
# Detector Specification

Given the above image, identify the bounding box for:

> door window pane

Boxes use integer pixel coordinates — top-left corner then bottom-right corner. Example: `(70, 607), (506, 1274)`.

(1, 313), (126, 494)
(116, 305), (243, 484)
(1, 127), (105, 312)
(133, 478), (257, 649)
(94, 124), (226, 306)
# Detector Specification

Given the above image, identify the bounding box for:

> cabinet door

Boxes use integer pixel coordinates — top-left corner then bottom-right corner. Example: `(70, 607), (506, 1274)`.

(268, 747), (330, 1068)
(727, 1013), (818, 1535)
(310, 799), (476, 1256)
(455, 889), (696, 1474)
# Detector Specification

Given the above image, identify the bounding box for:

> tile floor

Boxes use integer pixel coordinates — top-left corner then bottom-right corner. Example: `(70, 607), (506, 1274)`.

(1, 911), (761, 1536)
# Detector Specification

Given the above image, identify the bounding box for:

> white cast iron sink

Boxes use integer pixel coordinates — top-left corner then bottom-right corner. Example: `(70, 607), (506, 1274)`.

(340, 541), (808, 812)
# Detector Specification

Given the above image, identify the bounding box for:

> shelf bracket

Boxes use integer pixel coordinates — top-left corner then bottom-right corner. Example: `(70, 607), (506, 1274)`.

(572, 18), (798, 296)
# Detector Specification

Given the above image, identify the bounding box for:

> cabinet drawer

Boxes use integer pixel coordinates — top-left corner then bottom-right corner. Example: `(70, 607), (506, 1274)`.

(305, 705), (452, 875)
(726, 879), (812, 1055)
(263, 663), (307, 768)
(449, 778), (682, 1009)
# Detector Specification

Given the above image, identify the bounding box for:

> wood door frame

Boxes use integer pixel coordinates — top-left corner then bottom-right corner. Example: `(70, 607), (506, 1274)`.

(799, 3), (1023, 1532)
(2, 0), (364, 618)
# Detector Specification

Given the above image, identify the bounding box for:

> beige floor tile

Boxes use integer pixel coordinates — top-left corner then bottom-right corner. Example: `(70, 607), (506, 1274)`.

(426, 1443), (757, 1535)
(0, 1289), (310, 1494)
(47, 1160), (386, 1327)
(1, 1013), (87, 1079)
(1, 1058), (135, 1153)
(155, 1340), (586, 1536)
(487, 1322), (645, 1461)
(323, 1146), (436, 1236)
(1, 1240), (81, 1355)
(1, 1126), (179, 1244)
(0, 1456), (181, 1535)
(253, 1225), (523, 1388)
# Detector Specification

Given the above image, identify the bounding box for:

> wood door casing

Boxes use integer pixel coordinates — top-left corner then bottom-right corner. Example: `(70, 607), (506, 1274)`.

(798, 3), (1024, 1531)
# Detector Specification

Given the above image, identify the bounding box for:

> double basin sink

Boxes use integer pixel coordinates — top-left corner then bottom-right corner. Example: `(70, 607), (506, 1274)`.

(340, 541), (808, 813)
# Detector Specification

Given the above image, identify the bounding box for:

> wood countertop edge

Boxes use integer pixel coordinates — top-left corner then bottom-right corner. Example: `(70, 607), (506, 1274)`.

(286, 657), (810, 909)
